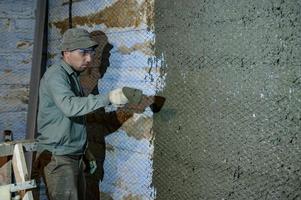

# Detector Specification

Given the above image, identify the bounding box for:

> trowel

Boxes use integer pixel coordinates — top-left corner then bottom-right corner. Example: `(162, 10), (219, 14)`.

(122, 95), (166, 114)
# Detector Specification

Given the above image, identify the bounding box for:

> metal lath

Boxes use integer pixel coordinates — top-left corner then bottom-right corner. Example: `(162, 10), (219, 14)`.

(47, 0), (160, 200)
(153, 0), (301, 199)
(0, 0), (37, 141)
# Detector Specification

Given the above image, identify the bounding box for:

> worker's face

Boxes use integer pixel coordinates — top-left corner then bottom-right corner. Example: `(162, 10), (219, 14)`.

(64, 48), (95, 72)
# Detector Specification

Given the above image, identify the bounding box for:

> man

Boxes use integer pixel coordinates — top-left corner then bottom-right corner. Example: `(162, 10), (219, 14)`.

(33, 28), (143, 200)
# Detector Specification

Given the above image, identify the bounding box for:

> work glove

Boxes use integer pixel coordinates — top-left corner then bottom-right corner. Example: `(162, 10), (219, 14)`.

(84, 149), (97, 175)
(109, 87), (143, 106)
(109, 87), (166, 113)
(89, 160), (97, 175)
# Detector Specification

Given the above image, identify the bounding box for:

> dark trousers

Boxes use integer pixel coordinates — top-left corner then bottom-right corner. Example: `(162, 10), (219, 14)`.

(32, 151), (86, 200)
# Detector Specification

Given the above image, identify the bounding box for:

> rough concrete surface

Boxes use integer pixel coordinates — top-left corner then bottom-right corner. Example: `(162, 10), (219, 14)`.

(153, 0), (301, 199)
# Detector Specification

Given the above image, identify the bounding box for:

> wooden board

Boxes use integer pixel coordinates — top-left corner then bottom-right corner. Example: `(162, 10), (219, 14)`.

(0, 185), (11, 200)
(12, 144), (28, 183)
(12, 144), (34, 200)
(0, 157), (11, 186)
(0, 140), (36, 157)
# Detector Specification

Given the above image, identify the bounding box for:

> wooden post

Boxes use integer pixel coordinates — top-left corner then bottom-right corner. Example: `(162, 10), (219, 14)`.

(26, 0), (48, 177)
(12, 144), (34, 199)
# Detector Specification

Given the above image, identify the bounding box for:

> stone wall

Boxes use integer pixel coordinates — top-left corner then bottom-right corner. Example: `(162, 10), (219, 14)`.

(0, 0), (36, 141)
(47, 0), (162, 199)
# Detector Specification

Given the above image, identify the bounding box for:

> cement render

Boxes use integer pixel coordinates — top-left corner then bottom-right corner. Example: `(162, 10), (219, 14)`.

(153, 0), (301, 199)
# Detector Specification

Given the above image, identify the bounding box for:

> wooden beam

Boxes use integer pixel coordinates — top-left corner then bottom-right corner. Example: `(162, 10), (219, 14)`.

(9, 180), (36, 192)
(12, 144), (28, 182)
(0, 157), (11, 186)
(23, 191), (34, 200)
(0, 140), (36, 157)
(12, 144), (34, 200)
(0, 185), (11, 200)
(26, 0), (48, 176)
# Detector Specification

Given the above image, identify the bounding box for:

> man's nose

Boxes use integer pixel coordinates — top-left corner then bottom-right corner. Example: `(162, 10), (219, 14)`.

(85, 54), (92, 62)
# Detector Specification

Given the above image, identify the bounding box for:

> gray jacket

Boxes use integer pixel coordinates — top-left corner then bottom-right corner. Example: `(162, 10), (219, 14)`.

(37, 60), (110, 155)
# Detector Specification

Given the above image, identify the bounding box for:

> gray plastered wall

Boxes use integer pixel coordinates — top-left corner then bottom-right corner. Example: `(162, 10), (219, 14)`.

(153, 0), (301, 199)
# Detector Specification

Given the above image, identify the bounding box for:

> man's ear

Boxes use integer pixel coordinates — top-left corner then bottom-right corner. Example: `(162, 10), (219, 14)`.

(63, 51), (69, 56)
(63, 51), (71, 60)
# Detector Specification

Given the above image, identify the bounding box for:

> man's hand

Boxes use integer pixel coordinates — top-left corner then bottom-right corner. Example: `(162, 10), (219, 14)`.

(109, 87), (143, 106)
(84, 149), (97, 174)
(124, 95), (166, 113)
(109, 88), (129, 106)
(110, 87), (166, 113)
(89, 160), (97, 175)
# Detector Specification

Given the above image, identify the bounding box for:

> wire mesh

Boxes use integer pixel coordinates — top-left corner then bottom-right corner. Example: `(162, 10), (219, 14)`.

(153, 0), (301, 200)
(47, 0), (159, 199)
(2, 0), (299, 199)
(0, 0), (36, 141)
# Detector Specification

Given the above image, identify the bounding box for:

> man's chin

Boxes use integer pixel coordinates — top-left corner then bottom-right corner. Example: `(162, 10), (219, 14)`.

(79, 66), (88, 72)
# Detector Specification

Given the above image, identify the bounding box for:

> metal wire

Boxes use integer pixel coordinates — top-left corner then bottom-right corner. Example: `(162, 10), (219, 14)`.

(47, 0), (159, 199)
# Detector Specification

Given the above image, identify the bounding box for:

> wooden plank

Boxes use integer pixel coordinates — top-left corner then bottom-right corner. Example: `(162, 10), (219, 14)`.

(9, 180), (36, 192)
(12, 144), (29, 182)
(12, 144), (31, 199)
(0, 158), (11, 186)
(23, 191), (34, 200)
(0, 143), (14, 157)
(26, 0), (47, 141)
(26, 0), (48, 178)
(0, 140), (36, 157)
(0, 185), (11, 200)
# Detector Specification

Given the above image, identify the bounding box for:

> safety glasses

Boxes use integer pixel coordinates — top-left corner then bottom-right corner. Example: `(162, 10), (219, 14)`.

(74, 48), (96, 56)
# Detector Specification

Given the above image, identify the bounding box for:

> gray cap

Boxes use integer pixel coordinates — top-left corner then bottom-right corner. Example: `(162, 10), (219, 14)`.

(61, 28), (98, 51)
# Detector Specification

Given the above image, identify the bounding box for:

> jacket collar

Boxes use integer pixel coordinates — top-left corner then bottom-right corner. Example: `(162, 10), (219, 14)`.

(61, 59), (78, 76)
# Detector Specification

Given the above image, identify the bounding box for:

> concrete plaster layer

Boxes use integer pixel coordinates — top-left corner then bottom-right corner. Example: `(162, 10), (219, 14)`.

(153, 0), (301, 199)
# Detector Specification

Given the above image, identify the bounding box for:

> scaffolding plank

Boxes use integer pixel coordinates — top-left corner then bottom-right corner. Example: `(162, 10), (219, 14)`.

(23, 191), (34, 200)
(12, 143), (29, 183)
(0, 140), (37, 157)
(0, 185), (11, 200)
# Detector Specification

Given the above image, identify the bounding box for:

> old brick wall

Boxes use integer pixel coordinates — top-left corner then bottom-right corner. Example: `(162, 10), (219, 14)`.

(0, 0), (36, 141)
(153, 0), (301, 199)
(47, 0), (162, 199)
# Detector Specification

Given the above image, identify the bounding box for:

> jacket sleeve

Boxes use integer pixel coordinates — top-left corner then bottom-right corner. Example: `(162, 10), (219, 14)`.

(46, 71), (110, 117)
